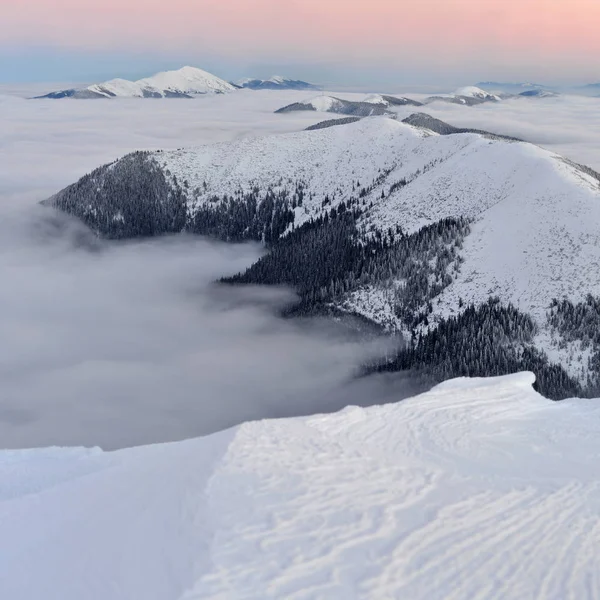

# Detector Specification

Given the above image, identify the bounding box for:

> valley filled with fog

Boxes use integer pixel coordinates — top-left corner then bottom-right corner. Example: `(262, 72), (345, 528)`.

(1, 88), (599, 450)
(0, 89), (403, 449)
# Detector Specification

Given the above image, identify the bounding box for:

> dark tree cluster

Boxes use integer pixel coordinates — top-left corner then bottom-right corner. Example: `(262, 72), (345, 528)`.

(305, 117), (362, 131)
(189, 186), (300, 244)
(373, 298), (582, 400)
(548, 295), (600, 392)
(223, 204), (469, 322)
(44, 152), (187, 239)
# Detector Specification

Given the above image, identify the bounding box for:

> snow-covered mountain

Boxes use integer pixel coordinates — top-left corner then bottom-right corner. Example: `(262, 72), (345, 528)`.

(425, 86), (501, 106)
(519, 89), (559, 98)
(236, 76), (320, 90)
(45, 116), (600, 397)
(275, 95), (393, 116)
(2, 372), (600, 599)
(363, 93), (422, 107)
(35, 66), (235, 99)
(477, 81), (550, 94)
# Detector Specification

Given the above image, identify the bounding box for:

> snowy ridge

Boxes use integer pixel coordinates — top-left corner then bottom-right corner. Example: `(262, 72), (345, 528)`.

(2, 373), (600, 599)
(159, 117), (600, 372)
(425, 86), (501, 106)
(275, 95), (393, 116)
(453, 86), (501, 101)
(47, 116), (600, 380)
(363, 93), (422, 107)
(36, 66), (235, 99)
(237, 76), (320, 90)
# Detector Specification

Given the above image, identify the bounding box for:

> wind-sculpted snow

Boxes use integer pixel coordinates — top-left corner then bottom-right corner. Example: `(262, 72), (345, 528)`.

(1, 373), (600, 599)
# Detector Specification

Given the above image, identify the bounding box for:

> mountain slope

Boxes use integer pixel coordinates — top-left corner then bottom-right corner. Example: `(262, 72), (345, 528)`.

(363, 93), (423, 107)
(237, 76), (320, 90)
(425, 86), (501, 106)
(45, 116), (600, 396)
(275, 95), (393, 116)
(2, 372), (600, 599)
(519, 89), (559, 98)
(477, 81), (549, 94)
(35, 66), (235, 99)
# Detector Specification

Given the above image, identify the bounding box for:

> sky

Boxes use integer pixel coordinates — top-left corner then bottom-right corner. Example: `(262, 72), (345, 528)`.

(1, 0), (600, 86)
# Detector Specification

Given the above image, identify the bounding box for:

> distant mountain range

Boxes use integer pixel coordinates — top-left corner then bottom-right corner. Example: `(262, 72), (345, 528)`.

(35, 67), (321, 99)
(476, 81), (550, 94)
(35, 66), (237, 99)
(236, 76), (320, 91)
(518, 89), (559, 98)
(275, 88), (504, 117)
(45, 114), (600, 399)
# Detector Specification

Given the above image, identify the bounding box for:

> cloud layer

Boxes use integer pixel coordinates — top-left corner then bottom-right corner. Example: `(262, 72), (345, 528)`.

(2, 90), (599, 450)
(0, 92), (410, 450)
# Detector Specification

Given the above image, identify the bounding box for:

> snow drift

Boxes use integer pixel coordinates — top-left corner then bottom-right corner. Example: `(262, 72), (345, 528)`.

(1, 373), (599, 599)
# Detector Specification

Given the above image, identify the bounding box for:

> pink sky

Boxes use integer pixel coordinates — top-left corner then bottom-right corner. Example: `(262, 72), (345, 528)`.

(3, 0), (600, 81)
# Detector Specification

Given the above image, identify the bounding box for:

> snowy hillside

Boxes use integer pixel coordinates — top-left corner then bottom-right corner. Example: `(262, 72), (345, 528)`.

(519, 89), (560, 98)
(46, 116), (600, 395)
(35, 66), (235, 99)
(454, 86), (501, 101)
(237, 76), (320, 90)
(425, 86), (501, 106)
(1, 372), (600, 599)
(477, 81), (549, 93)
(275, 95), (393, 116)
(363, 93), (422, 107)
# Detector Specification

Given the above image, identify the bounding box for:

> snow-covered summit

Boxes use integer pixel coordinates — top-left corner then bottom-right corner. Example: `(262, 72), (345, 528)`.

(275, 95), (392, 116)
(137, 66), (235, 95)
(454, 86), (501, 101)
(363, 93), (423, 107)
(425, 86), (501, 106)
(35, 66), (235, 99)
(1, 372), (599, 599)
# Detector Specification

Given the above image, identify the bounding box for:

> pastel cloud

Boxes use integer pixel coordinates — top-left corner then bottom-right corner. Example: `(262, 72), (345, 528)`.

(3, 0), (600, 81)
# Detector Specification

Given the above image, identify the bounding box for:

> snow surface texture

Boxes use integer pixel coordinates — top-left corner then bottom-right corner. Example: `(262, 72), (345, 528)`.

(1, 373), (599, 599)
(37, 66), (236, 99)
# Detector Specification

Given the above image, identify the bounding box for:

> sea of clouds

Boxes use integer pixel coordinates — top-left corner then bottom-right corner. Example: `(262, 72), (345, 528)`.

(1, 86), (598, 449)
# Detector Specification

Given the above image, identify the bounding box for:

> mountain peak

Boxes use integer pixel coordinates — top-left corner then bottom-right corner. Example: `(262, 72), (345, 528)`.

(36, 66), (235, 99)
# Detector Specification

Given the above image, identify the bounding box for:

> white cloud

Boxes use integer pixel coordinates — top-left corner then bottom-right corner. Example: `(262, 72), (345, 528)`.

(0, 91), (404, 450)
(393, 94), (600, 172)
